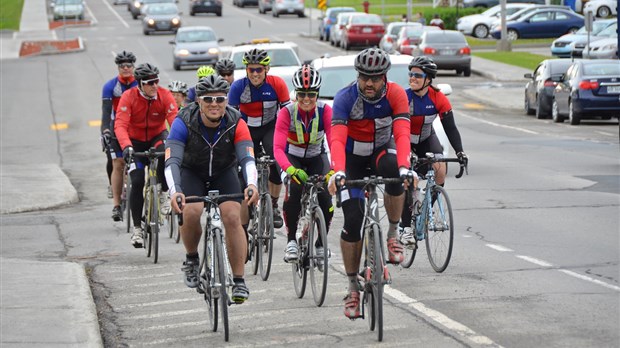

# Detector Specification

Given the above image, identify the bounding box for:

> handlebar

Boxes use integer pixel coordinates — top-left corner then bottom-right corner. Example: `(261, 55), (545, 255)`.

(411, 153), (468, 179)
(176, 190), (253, 226)
(335, 176), (404, 208)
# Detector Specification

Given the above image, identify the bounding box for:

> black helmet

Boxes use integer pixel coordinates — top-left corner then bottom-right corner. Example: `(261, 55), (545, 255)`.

(292, 64), (321, 91)
(408, 56), (438, 79)
(134, 63), (159, 81)
(195, 75), (230, 96)
(354, 48), (391, 76)
(242, 48), (270, 66)
(215, 58), (236, 73)
(115, 50), (136, 65)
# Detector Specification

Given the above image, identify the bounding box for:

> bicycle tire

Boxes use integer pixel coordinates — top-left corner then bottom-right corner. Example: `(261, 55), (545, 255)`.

(202, 231), (218, 332)
(214, 230), (229, 341)
(151, 184), (159, 264)
(259, 195), (274, 281)
(249, 206), (260, 275)
(371, 223), (384, 341)
(125, 174), (132, 233)
(426, 186), (454, 273)
(144, 186), (153, 258)
(309, 207), (328, 307)
(292, 241), (307, 298)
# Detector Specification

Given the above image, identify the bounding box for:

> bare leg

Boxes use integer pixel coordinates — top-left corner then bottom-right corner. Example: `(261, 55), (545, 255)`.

(111, 158), (125, 206)
(180, 203), (203, 255)
(434, 162), (446, 186)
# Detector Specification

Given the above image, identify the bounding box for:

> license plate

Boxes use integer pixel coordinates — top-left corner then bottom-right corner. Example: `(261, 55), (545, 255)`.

(607, 86), (620, 93)
(362, 27), (372, 33)
(288, 8), (294, 12)
(441, 49), (455, 55)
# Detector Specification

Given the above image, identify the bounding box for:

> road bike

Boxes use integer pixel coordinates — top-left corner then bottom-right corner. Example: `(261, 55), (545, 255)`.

(182, 190), (247, 342)
(246, 154), (275, 281)
(290, 174), (329, 307)
(132, 147), (165, 264)
(122, 162), (132, 233)
(336, 175), (404, 342)
(400, 153), (467, 272)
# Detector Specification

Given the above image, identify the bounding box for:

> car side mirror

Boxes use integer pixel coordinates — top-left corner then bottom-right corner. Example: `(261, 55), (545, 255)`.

(559, 73), (566, 81)
(218, 38), (224, 43)
(524, 73), (533, 79)
(436, 83), (452, 96)
(169, 40), (176, 45)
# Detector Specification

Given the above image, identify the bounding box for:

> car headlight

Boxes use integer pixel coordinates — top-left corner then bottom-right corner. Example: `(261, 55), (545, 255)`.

(601, 44), (617, 51)
(171, 17), (180, 25)
(176, 49), (190, 56)
(208, 47), (220, 55)
(147, 18), (155, 25)
(134, 1), (141, 8)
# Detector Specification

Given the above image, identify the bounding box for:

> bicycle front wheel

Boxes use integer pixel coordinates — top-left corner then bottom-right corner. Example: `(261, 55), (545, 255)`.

(201, 232), (218, 332)
(309, 207), (328, 307)
(151, 184), (160, 264)
(144, 188), (153, 258)
(291, 246), (307, 298)
(258, 195), (274, 281)
(124, 175), (132, 233)
(426, 186), (454, 273)
(214, 230), (229, 341)
(371, 224), (384, 341)
(249, 207), (260, 276)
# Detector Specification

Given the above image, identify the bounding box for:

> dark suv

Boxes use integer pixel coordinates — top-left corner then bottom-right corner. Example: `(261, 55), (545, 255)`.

(189, 0), (222, 16)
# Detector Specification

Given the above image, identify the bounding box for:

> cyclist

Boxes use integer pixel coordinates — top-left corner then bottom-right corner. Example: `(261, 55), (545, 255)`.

(101, 50), (138, 221)
(166, 75), (259, 303)
(399, 56), (467, 245)
(326, 48), (412, 319)
(215, 58), (236, 86)
(114, 63), (178, 248)
(168, 80), (189, 110)
(228, 48), (291, 229)
(273, 65), (334, 262)
(185, 65), (216, 105)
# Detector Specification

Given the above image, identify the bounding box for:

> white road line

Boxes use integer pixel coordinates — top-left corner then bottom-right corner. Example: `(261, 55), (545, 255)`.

(115, 297), (195, 310)
(116, 287), (187, 298)
(130, 280), (180, 288)
(385, 286), (501, 347)
(558, 269), (620, 292)
(595, 130), (615, 136)
(104, 264), (169, 273)
(485, 243), (514, 252)
(123, 299), (274, 320)
(459, 113), (539, 135)
(100, 0), (130, 28)
(108, 272), (176, 282)
(516, 255), (553, 267)
(84, 2), (98, 24)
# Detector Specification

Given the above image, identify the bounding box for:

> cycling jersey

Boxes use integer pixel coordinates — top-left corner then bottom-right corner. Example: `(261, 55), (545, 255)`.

(228, 75), (291, 128)
(273, 101), (332, 171)
(101, 75), (137, 132)
(185, 86), (196, 105)
(331, 81), (410, 172)
(114, 87), (178, 150)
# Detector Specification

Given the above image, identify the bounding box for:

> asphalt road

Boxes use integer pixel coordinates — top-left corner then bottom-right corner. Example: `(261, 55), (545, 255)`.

(1, 0), (619, 346)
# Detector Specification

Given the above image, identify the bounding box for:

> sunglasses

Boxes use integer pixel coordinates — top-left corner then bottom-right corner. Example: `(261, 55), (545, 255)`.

(199, 96), (228, 104)
(358, 74), (383, 83)
(118, 63), (134, 69)
(296, 91), (318, 99)
(246, 67), (264, 74)
(409, 72), (427, 79)
(141, 78), (159, 86)
(219, 72), (233, 77)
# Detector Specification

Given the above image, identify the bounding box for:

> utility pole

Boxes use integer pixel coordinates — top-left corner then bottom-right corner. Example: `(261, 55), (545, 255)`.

(496, 0), (511, 51)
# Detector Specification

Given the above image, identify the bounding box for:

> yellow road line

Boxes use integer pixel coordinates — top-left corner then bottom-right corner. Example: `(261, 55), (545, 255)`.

(464, 103), (485, 110)
(51, 123), (68, 130)
(89, 120), (102, 127)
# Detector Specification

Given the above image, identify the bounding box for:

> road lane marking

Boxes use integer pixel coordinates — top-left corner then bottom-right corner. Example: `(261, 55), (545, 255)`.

(385, 286), (501, 347)
(100, 0), (130, 28)
(89, 120), (101, 127)
(115, 297), (195, 310)
(85, 2), (97, 24)
(558, 269), (620, 292)
(516, 255), (553, 267)
(460, 113), (539, 135)
(464, 103), (485, 109)
(109, 272), (176, 282)
(51, 123), (68, 130)
(486, 243), (513, 252)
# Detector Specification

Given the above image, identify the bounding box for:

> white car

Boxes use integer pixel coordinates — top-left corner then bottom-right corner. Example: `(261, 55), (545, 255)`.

(457, 3), (533, 38)
(228, 39), (302, 91)
(489, 4), (572, 33)
(582, 22), (618, 59)
(584, 0), (617, 18)
(310, 54), (452, 158)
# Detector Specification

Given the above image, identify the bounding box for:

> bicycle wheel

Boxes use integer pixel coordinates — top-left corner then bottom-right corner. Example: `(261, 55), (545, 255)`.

(124, 173), (132, 233)
(426, 186), (454, 273)
(401, 191), (419, 268)
(292, 236), (307, 299)
(371, 224), (384, 341)
(151, 184), (160, 264)
(249, 206), (260, 275)
(214, 230), (229, 341)
(258, 195), (274, 281)
(309, 207), (328, 307)
(201, 232), (218, 332)
(144, 187), (153, 257)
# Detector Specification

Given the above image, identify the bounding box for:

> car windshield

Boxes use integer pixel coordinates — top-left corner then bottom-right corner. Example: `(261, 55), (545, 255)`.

(146, 4), (176, 14)
(231, 48), (300, 68)
(329, 9), (354, 20)
(403, 26), (424, 38)
(596, 23), (617, 38)
(317, 64), (411, 99)
(176, 30), (216, 43)
(576, 21), (612, 35)
(583, 63), (620, 76)
(144, 0), (173, 3)
(350, 15), (382, 25)
(426, 32), (467, 44)
(56, 0), (81, 5)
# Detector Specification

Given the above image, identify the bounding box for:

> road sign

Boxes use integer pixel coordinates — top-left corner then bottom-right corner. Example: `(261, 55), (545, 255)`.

(317, 0), (327, 11)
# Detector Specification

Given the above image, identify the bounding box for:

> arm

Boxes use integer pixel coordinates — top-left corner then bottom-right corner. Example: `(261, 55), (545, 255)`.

(274, 76), (291, 108)
(388, 84), (411, 169)
(322, 104), (333, 150)
(330, 90), (349, 173)
(435, 92), (464, 153)
(273, 107), (293, 171)
(228, 79), (242, 110)
(163, 89), (179, 126)
(101, 99), (113, 133)
(234, 119), (258, 188)
(164, 117), (189, 195)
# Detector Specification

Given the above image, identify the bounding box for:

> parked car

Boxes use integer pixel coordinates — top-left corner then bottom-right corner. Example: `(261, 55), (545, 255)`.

(457, 3), (534, 38)
(491, 8), (584, 40)
(258, 0), (272, 14)
(189, 0), (222, 16)
(489, 5), (572, 33)
(170, 26), (223, 70)
(551, 19), (616, 58)
(583, 0), (617, 18)
(129, 0), (174, 19)
(142, 3), (181, 35)
(462, 0), (543, 8)
(394, 24), (438, 55)
(272, 0), (305, 18)
(329, 12), (359, 47)
(318, 7), (356, 41)
(582, 22), (618, 59)
(411, 30), (472, 76)
(380, 22), (421, 53)
(524, 59), (574, 119)
(233, 0), (258, 7)
(51, 0), (85, 21)
(551, 59), (620, 125)
(340, 13), (385, 50)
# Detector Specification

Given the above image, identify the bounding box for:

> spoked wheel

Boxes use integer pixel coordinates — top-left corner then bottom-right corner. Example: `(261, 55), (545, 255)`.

(124, 175), (132, 233)
(151, 185), (160, 264)
(202, 236), (218, 332)
(309, 208), (328, 307)
(258, 196), (274, 281)
(144, 191), (153, 257)
(401, 195), (420, 269)
(248, 207), (260, 275)
(214, 231), (229, 341)
(370, 224), (384, 342)
(426, 186), (454, 273)
(292, 241), (307, 298)
(363, 286), (376, 331)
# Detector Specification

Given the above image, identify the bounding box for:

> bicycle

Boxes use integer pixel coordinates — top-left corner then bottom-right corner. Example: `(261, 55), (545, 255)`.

(289, 174), (329, 307)
(336, 175), (405, 342)
(400, 152), (467, 272)
(123, 162), (132, 233)
(181, 190), (247, 342)
(246, 154), (276, 281)
(131, 147), (165, 264)
(167, 208), (180, 243)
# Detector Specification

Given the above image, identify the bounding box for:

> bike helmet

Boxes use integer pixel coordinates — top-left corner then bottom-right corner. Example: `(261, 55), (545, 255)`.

(354, 48), (391, 76)
(168, 80), (188, 94)
(408, 56), (438, 79)
(242, 48), (271, 66)
(195, 75), (230, 96)
(292, 64), (321, 91)
(196, 65), (216, 78)
(215, 59), (236, 74)
(134, 63), (159, 81)
(115, 50), (136, 65)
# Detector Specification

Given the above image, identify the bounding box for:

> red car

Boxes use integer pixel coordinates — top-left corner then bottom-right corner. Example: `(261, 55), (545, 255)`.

(340, 13), (385, 51)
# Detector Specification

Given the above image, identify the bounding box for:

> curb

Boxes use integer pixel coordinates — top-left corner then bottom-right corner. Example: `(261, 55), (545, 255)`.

(19, 36), (85, 57)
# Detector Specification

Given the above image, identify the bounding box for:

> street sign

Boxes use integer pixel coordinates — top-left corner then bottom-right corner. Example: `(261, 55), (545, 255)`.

(317, 0), (327, 11)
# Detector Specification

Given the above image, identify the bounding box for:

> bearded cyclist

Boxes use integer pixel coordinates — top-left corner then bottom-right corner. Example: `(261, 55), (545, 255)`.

(185, 65), (216, 105)
(399, 56), (467, 245)
(215, 58), (236, 86)
(101, 50), (138, 222)
(114, 63), (178, 248)
(168, 80), (189, 110)
(274, 65), (334, 262)
(228, 48), (291, 229)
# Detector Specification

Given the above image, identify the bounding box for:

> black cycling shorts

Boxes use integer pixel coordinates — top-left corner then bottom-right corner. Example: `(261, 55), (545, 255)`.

(181, 165), (242, 204)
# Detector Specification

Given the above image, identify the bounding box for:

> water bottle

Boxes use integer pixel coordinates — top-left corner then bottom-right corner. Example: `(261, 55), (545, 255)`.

(297, 215), (309, 242)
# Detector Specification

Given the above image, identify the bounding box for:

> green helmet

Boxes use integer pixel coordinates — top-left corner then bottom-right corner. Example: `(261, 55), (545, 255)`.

(196, 65), (216, 78)
(242, 48), (270, 66)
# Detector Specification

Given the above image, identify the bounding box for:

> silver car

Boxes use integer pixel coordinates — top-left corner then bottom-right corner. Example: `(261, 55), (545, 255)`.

(170, 26), (223, 70)
(582, 23), (618, 59)
(379, 22), (422, 53)
(142, 3), (181, 35)
(272, 0), (305, 18)
(411, 30), (472, 76)
(52, 0), (85, 20)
